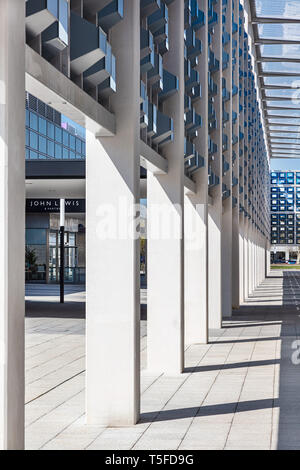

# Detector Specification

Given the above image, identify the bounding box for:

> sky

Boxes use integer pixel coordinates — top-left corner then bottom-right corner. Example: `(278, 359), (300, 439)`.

(270, 158), (300, 171)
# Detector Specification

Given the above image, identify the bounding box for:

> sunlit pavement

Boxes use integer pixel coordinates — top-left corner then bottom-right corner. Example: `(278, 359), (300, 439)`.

(25, 272), (300, 450)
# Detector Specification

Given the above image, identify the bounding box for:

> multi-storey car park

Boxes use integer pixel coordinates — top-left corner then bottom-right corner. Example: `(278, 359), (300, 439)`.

(0, 0), (276, 448)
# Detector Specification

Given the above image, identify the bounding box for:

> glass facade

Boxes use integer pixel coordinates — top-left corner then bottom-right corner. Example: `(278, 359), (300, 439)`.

(25, 214), (86, 284)
(270, 171), (300, 245)
(25, 93), (86, 284)
(25, 93), (86, 161)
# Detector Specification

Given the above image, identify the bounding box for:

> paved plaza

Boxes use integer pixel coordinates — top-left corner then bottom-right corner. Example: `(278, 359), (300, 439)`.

(25, 272), (300, 450)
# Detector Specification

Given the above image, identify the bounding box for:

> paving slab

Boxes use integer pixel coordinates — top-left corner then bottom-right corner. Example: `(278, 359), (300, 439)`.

(24, 272), (300, 450)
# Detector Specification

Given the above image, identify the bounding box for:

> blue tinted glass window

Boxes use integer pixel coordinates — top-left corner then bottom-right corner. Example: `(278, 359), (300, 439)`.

(55, 143), (62, 158)
(63, 130), (69, 147)
(82, 142), (86, 155)
(26, 110), (30, 127)
(30, 150), (38, 160)
(47, 122), (54, 139)
(39, 117), (47, 135)
(26, 229), (47, 245)
(69, 135), (75, 150)
(39, 136), (47, 154)
(26, 129), (29, 146)
(55, 126), (62, 143)
(69, 150), (75, 159)
(63, 147), (69, 159)
(30, 131), (38, 150)
(47, 140), (54, 158)
(76, 138), (81, 153)
(76, 153), (81, 160)
(38, 153), (46, 160)
(30, 112), (38, 131)
(25, 148), (29, 159)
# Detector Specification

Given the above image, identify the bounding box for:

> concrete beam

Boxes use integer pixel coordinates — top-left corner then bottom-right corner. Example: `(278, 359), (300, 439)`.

(184, 175), (197, 195)
(140, 140), (168, 175)
(255, 39), (300, 45)
(258, 57), (300, 64)
(252, 17), (300, 24)
(25, 45), (116, 137)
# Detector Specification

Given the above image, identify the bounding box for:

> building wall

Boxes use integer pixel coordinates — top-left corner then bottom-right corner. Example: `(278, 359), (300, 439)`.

(25, 92), (86, 161)
(270, 171), (300, 248)
(25, 93), (87, 284)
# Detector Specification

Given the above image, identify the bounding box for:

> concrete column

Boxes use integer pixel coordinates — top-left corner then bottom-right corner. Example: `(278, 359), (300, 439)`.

(222, 204), (233, 316)
(232, 192), (240, 308)
(253, 233), (259, 289)
(260, 237), (265, 284)
(285, 249), (290, 263)
(250, 237), (253, 293)
(0, 0), (25, 450)
(257, 237), (260, 285)
(208, 0), (222, 330)
(238, 218), (245, 305)
(248, 227), (253, 295)
(232, 0), (240, 311)
(221, 0), (233, 319)
(208, 201), (222, 328)
(147, 0), (185, 374)
(184, 1), (209, 346)
(253, 229), (258, 289)
(253, 233), (256, 289)
(258, 237), (261, 284)
(86, 0), (140, 426)
(256, 239), (259, 285)
(258, 236), (261, 285)
(261, 240), (264, 281)
(243, 220), (249, 300)
(266, 244), (271, 276)
(251, 233), (254, 291)
(184, 196), (208, 345)
(262, 243), (264, 282)
(253, 234), (256, 287)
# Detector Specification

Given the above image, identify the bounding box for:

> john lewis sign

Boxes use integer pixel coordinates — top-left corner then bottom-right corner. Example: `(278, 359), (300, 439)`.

(26, 199), (85, 213)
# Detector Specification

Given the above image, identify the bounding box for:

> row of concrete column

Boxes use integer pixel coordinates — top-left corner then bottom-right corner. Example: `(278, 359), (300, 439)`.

(85, 0), (270, 428)
(0, 0), (270, 448)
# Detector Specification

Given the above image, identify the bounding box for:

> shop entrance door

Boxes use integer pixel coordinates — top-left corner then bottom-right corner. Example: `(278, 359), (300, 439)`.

(48, 230), (79, 283)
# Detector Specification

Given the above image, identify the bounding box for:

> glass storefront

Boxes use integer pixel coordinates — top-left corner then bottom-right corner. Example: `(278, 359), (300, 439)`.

(26, 213), (86, 284)
(48, 230), (85, 283)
